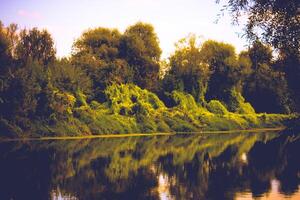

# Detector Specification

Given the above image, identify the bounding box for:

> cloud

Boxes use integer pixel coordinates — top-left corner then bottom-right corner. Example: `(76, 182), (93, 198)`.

(17, 9), (42, 20)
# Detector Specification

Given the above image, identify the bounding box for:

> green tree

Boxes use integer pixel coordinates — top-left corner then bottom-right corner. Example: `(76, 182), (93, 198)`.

(243, 41), (290, 113)
(218, 0), (299, 56)
(218, 0), (300, 112)
(0, 22), (18, 72)
(16, 28), (56, 65)
(163, 35), (210, 104)
(120, 22), (162, 91)
(0, 61), (44, 130)
(49, 58), (92, 95)
(72, 27), (133, 100)
(200, 40), (250, 108)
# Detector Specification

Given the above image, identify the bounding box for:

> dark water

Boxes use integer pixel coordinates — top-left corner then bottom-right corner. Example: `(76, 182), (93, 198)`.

(0, 131), (299, 200)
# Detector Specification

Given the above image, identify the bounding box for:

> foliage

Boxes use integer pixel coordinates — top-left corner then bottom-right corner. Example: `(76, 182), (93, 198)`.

(242, 41), (291, 113)
(163, 35), (210, 104)
(120, 22), (162, 91)
(218, 0), (300, 112)
(228, 88), (255, 114)
(219, 0), (299, 57)
(49, 59), (92, 95)
(72, 27), (133, 99)
(104, 83), (165, 115)
(16, 28), (56, 65)
(170, 90), (199, 111)
(200, 40), (249, 105)
(0, 21), (294, 138)
(206, 100), (228, 115)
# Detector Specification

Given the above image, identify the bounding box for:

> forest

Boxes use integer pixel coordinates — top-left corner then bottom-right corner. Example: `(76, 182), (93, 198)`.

(0, 0), (299, 137)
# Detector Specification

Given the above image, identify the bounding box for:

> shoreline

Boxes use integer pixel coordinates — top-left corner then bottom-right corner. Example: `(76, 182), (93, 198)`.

(0, 127), (285, 142)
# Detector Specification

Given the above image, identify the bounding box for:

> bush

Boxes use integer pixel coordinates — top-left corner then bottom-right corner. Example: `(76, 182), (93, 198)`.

(75, 90), (88, 107)
(170, 91), (199, 111)
(237, 102), (256, 114)
(104, 83), (165, 115)
(229, 88), (256, 114)
(207, 100), (228, 115)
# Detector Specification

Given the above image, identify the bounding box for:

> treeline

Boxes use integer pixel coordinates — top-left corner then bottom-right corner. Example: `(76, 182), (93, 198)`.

(0, 21), (297, 136)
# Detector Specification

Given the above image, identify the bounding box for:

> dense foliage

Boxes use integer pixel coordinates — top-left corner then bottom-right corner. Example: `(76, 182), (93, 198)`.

(219, 0), (300, 112)
(0, 20), (297, 137)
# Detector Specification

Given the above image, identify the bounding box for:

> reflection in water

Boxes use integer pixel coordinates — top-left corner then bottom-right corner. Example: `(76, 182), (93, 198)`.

(157, 173), (173, 200)
(236, 179), (300, 200)
(0, 131), (299, 200)
(240, 153), (247, 163)
(51, 188), (78, 200)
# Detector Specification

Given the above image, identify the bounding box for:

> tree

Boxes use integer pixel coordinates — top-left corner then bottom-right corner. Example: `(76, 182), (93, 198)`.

(72, 27), (133, 100)
(163, 35), (210, 104)
(120, 22), (162, 91)
(243, 41), (291, 113)
(200, 40), (250, 107)
(49, 58), (92, 95)
(0, 61), (44, 129)
(0, 21), (18, 71)
(218, 0), (299, 56)
(16, 28), (56, 65)
(218, 0), (300, 112)
(73, 27), (121, 61)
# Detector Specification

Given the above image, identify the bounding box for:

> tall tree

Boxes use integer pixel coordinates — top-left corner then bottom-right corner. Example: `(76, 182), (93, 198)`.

(72, 27), (133, 100)
(218, 0), (300, 111)
(120, 22), (162, 91)
(200, 40), (250, 107)
(163, 35), (210, 104)
(16, 28), (56, 65)
(243, 41), (290, 113)
(218, 0), (299, 56)
(0, 21), (18, 70)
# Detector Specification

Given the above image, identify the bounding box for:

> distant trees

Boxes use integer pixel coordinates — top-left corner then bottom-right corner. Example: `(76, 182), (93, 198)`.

(0, 59), (47, 133)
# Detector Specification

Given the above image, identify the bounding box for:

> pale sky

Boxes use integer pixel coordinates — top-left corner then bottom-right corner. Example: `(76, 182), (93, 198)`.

(0, 0), (248, 58)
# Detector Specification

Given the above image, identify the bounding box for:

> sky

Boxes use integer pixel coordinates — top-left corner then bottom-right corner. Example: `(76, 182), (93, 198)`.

(0, 0), (248, 58)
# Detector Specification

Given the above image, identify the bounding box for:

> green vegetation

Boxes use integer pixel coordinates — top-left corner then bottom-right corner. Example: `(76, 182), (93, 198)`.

(0, 21), (297, 138)
(2, 83), (290, 137)
(219, 0), (300, 112)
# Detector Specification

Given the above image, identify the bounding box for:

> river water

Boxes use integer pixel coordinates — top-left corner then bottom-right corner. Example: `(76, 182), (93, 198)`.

(0, 130), (299, 200)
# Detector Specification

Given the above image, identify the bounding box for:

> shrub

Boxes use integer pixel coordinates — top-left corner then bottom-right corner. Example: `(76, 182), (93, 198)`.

(104, 83), (165, 115)
(229, 88), (256, 114)
(237, 102), (256, 114)
(170, 91), (199, 111)
(75, 90), (88, 107)
(207, 100), (228, 115)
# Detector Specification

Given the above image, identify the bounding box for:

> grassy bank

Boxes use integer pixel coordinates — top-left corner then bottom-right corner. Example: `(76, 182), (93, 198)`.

(0, 84), (294, 138)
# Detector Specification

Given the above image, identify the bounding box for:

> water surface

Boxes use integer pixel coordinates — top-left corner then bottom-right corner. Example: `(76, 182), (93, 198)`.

(0, 131), (299, 200)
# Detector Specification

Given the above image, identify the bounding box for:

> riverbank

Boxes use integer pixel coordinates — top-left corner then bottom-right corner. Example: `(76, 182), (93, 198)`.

(0, 127), (287, 142)
(0, 84), (295, 138)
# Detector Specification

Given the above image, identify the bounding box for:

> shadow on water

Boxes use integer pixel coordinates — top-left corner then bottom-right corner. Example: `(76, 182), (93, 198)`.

(0, 130), (299, 200)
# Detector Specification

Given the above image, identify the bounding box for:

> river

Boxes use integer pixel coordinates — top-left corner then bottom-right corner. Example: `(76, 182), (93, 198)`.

(0, 130), (299, 200)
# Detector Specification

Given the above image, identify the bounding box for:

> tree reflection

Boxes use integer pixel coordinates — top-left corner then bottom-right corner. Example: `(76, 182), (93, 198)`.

(0, 130), (298, 200)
